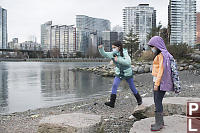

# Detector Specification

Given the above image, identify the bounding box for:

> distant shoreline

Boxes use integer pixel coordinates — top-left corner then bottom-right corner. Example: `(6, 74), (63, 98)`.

(0, 58), (110, 62)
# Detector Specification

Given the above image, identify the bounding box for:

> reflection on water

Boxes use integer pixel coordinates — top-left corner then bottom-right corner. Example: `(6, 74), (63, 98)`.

(0, 63), (8, 112)
(0, 62), (112, 114)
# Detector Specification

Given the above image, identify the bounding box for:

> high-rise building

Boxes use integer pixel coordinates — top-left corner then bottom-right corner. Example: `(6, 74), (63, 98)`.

(76, 15), (111, 55)
(88, 32), (98, 57)
(8, 38), (18, 49)
(196, 12), (200, 44)
(102, 31), (118, 51)
(60, 25), (77, 56)
(76, 29), (90, 55)
(76, 15), (110, 32)
(112, 25), (124, 42)
(41, 21), (77, 57)
(123, 4), (156, 49)
(41, 21), (52, 52)
(0, 7), (7, 49)
(168, 0), (196, 46)
(51, 25), (60, 50)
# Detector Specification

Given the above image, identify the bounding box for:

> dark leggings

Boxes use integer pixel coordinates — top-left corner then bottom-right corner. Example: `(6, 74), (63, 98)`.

(153, 86), (166, 113)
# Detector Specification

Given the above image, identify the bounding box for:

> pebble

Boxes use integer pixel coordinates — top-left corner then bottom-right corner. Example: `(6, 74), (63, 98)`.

(128, 115), (136, 120)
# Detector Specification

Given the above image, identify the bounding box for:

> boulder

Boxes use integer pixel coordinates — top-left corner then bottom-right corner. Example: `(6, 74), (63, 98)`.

(184, 66), (189, 70)
(138, 66), (145, 74)
(180, 63), (188, 67)
(133, 66), (139, 73)
(189, 65), (194, 70)
(194, 63), (200, 69)
(132, 97), (200, 119)
(144, 65), (150, 73)
(38, 113), (103, 133)
(179, 67), (184, 71)
(130, 115), (186, 133)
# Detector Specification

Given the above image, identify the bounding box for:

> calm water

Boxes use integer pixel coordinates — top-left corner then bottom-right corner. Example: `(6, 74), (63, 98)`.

(0, 62), (113, 114)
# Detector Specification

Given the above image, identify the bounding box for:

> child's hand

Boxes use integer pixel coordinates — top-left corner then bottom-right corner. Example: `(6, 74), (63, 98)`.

(154, 85), (159, 91)
(98, 45), (103, 48)
(110, 60), (114, 65)
(114, 56), (118, 62)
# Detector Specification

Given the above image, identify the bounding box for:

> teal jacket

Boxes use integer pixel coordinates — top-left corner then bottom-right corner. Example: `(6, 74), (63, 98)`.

(98, 46), (133, 79)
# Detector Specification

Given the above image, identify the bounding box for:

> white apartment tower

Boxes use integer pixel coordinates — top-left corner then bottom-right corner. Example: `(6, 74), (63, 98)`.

(123, 4), (156, 49)
(41, 21), (76, 56)
(169, 0), (196, 46)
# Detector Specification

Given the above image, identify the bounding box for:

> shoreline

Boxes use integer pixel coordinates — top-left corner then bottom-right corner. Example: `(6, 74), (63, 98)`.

(0, 70), (200, 133)
(0, 58), (110, 62)
(73, 61), (200, 77)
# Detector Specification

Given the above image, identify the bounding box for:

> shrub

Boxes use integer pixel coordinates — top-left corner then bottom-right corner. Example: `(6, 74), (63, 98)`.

(166, 44), (193, 59)
(139, 50), (154, 61)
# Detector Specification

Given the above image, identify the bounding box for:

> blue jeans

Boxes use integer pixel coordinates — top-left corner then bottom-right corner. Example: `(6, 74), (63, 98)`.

(111, 76), (138, 95)
(153, 85), (166, 113)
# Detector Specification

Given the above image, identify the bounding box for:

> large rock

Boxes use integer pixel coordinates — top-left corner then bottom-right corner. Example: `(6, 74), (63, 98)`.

(194, 63), (200, 69)
(38, 113), (103, 133)
(189, 65), (194, 70)
(144, 65), (151, 73)
(130, 115), (186, 133)
(133, 66), (139, 73)
(179, 67), (184, 71)
(191, 54), (200, 62)
(132, 97), (200, 119)
(138, 66), (145, 74)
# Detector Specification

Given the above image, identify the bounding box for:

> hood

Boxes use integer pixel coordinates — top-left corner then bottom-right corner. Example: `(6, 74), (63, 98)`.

(148, 36), (168, 52)
(123, 48), (129, 56)
(114, 48), (129, 57)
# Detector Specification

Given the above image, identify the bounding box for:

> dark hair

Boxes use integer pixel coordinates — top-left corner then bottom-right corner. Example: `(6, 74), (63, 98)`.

(112, 41), (124, 57)
(153, 48), (161, 59)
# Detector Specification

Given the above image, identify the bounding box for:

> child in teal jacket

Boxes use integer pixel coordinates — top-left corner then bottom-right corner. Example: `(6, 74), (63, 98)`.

(98, 41), (142, 108)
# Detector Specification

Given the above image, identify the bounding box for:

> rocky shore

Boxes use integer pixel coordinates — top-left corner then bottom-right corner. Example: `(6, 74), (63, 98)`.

(74, 60), (200, 77)
(0, 70), (199, 133)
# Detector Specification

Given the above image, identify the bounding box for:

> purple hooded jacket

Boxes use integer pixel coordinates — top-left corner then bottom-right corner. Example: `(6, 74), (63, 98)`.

(148, 36), (174, 91)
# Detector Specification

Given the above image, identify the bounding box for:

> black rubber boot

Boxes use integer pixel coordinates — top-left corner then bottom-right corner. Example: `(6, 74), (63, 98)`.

(134, 93), (142, 105)
(151, 112), (164, 131)
(105, 94), (116, 108)
(151, 112), (164, 128)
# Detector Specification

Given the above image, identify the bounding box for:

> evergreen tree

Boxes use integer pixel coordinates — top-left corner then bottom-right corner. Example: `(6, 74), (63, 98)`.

(123, 29), (139, 59)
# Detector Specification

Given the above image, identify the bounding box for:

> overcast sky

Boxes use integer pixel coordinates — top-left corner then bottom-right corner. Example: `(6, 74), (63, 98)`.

(1, 0), (200, 43)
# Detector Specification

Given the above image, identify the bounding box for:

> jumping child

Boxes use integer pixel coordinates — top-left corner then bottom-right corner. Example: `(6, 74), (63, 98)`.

(98, 41), (142, 108)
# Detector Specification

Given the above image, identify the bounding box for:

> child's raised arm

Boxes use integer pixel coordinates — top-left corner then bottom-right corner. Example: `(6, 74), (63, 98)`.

(98, 45), (114, 59)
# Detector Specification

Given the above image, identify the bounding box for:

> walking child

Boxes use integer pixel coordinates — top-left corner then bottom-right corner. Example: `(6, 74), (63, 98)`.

(148, 36), (174, 131)
(98, 41), (142, 108)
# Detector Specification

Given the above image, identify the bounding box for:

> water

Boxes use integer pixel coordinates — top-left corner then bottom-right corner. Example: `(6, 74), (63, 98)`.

(0, 62), (113, 114)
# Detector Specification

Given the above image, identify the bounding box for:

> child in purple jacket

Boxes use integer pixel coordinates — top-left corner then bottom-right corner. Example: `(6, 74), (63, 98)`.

(148, 36), (174, 131)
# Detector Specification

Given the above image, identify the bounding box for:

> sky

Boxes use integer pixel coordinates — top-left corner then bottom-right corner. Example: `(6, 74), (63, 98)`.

(1, 0), (200, 43)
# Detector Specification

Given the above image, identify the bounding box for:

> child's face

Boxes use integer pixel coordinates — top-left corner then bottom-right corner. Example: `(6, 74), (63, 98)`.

(112, 45), (119, 52)
(151, 46), (157, 53)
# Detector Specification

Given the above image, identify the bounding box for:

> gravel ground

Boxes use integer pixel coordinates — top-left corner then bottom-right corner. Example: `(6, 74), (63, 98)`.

(0, 70), (199, 133)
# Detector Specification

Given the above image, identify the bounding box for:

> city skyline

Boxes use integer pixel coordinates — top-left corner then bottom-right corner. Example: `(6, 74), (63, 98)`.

(1, 0), (200, 43)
